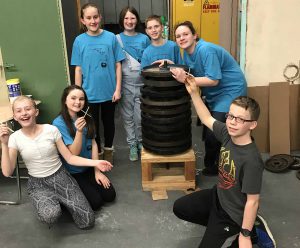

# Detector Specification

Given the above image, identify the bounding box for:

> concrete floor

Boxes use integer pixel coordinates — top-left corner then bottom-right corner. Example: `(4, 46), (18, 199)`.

(0, 110), (300, 248)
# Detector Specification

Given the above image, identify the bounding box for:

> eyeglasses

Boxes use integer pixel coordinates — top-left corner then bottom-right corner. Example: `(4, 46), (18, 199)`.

(225, 113), (254, 124)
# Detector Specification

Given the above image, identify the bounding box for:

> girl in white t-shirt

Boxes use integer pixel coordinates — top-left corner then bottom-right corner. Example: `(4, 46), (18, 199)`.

(0, 96), (112, 229)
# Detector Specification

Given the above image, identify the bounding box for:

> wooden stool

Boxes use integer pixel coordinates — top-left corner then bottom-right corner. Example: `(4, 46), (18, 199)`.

(141, 148), (196, 200)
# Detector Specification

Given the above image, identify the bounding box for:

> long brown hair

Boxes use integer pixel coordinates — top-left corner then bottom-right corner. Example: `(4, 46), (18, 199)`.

(59, 85), (95, 138)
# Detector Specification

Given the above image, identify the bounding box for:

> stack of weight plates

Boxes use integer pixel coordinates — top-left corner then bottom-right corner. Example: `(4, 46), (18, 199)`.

(141, 64), (192, 155)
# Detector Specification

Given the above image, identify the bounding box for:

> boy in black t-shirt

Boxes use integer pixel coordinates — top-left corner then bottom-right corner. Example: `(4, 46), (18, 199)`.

(173, 75), (276, 248)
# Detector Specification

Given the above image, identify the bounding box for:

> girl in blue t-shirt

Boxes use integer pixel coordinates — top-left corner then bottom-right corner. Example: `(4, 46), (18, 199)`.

(71, 3), (125, 163)
(171, 21), (247, 176)
(116, 7), (150, 161)
(53, 85), (116, 211)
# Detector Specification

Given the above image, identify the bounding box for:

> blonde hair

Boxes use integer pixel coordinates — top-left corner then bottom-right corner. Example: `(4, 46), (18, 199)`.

(12, 95), (37, 112)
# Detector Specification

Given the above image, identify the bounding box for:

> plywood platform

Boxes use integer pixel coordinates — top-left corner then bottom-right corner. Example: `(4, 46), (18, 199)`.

(141, 148), (196, 199)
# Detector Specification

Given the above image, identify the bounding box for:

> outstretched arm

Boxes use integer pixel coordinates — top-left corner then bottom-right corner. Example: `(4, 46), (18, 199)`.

(56, 138), (112, 172)
(184, 76), (215, 131)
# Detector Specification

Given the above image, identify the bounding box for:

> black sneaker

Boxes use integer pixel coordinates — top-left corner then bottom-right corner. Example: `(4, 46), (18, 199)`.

(201, 167), (218, 176)
(255, 214), (276, 248)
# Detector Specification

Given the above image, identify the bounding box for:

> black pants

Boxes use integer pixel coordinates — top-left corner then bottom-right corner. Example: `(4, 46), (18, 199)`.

(173, 187), (241, 248)
(72, 168), (116, 211)
(203, 111), (226, 172)
(89, 100), (116, 150)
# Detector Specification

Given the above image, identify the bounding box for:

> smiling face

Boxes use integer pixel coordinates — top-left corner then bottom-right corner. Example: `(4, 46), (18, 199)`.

(226, 104), (257, 143)
(81, 6), (102, 35)
(174, 25), (197, 54)
(65, 89), (86, 117)
(123, 11), (137, 32)
(13, 97), (38, 128)
(145, 19), (163, 41)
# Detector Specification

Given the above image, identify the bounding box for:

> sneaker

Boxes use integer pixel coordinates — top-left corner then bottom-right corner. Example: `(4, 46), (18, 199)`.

(129, 144), (138, 161)
(255, 214), (276, 248)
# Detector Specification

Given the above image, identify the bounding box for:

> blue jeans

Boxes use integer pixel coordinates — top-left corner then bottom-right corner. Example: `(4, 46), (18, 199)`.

(120, 72), (143, 146)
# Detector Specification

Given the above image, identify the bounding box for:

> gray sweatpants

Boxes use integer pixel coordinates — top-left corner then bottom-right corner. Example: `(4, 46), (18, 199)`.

(27, 166), (95, 229)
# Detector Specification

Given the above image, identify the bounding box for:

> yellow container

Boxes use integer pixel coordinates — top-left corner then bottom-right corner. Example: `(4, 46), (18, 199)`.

(7, 78), (21, 103)
(171, 0), (220, 44)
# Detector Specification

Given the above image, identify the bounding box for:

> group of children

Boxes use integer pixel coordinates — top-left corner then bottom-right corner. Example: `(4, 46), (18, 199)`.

(0, 3), (276, 248)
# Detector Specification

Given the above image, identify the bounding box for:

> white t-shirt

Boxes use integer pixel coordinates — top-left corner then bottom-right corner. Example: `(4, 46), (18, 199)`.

(8, 124), (62, 177)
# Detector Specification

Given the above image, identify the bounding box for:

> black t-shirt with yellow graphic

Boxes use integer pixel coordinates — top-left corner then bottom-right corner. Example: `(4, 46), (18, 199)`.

(213, 121), (264, 226)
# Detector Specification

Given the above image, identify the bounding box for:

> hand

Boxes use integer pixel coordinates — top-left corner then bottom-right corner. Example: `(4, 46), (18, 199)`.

(112, 90), (121, 102)
(74, 117), (86, 132)
(151, 59), (174, 67)
(95, 170), (111, 188)
(170, 68), (187, 83)
(0, 124), (10, 144)
(185, 76), (201, 96)
(238, 234), (252, 248)
(95, 160), (113, 172)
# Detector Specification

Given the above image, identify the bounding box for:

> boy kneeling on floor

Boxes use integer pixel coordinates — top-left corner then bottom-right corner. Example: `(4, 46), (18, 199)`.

(171, 74), (276, 248)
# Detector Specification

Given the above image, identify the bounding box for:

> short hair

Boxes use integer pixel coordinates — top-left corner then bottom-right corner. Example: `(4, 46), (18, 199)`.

(12, 95), (36, 112)
(145, 15), (162, 27)
(174, 21), (197, 35)
(231, 96), (260, 121)
(118, 6), (141, 30)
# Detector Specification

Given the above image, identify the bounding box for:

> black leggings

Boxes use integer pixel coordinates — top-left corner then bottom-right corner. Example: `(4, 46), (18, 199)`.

(72, 167), (116, 211)
(173, 187), (241, 248)
(89, 101), (116, 150)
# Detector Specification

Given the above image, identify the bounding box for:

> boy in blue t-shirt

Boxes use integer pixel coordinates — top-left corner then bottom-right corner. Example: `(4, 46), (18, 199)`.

(141, 15), (180, 68)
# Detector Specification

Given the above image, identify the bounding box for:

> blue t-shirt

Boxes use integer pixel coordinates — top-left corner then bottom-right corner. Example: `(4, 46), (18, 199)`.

(141, 40), (180, 68)
(52, 115), (91, 174)
(71, 30), (126, 103)
(182, 39), (247, 112)
(119, 32), (150, 62)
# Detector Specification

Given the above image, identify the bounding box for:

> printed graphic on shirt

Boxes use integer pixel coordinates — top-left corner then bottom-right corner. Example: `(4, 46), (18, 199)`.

(123, 41), (144, 61)
(218, 146), (236, 190)
(86, 44), (109, 71)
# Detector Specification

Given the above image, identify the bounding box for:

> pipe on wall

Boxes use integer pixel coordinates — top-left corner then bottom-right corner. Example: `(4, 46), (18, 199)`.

(239, 0), (247, 73)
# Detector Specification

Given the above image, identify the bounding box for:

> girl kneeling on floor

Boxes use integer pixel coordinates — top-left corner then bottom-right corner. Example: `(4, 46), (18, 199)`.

(53, 85), (116, 211)
(0, 96), (112, 229)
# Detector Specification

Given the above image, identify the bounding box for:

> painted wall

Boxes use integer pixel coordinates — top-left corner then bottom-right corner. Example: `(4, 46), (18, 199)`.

(245, 0), (300, 86)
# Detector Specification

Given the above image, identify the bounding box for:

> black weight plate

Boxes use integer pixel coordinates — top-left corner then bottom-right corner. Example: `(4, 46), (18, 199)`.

(142, 141), (192, 155)
(264, 157), (290, 173)
(141, 111), (191, 124)
(142, 120), (191, 133)
(141, 86), (188, 99)
(142, 129), (191, 141)
(296, 170), (300, 180)
(141, 103), (190, 115)
(143, 85), (185, 91)
(141, 95), (190, 106)
(270, 154), (295, 166)
(142, 135), (191, 147)
(141, 64), (189, 79)
(143, 78), (182, 87)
